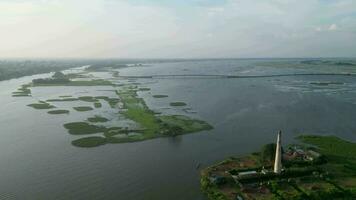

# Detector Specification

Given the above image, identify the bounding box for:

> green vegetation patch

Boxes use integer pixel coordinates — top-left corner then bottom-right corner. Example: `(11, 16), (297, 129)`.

(71, 136), (107, 148)
(12, 84), (31, 97)
(94, 102), (102, 108)
(298, 135), (356, 158)
(63, 122), (106, 135)
(106, 98), (120, 108)
(116, 85), (213, 141)
(73, 106), (93, 112)
(28, 102), (55, 109)
(78, 96), (98, 102)
(170, 102), (187, 106)
(87, 115), (109, 123)
(158, 115), (213, 136)
(47, 98), (79, 102)
(153, 94), (168, 98)
(48, 110), (70, 114)
(32, 79), (113, 87)
(138, 87), (150, 91)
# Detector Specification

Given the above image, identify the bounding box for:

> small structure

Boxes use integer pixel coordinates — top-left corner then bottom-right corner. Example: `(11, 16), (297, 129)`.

(274, 130), (282, 174)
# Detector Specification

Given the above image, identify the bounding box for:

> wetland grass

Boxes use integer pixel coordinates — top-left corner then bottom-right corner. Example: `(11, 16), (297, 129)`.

(87, 115), (109, 123)
(170, 102), (187, 106)
(47, 98), (79, 102)
(63, 122), (106, 135)
(73, 106), (94, 112)
(153, 95), (168, 98)
(28, 102), (56, 109)
(71, 136), (107, 147)
(12, 84), (31, 97)
(48, 110), (70, 114)
(138, 88), (150, 91)
(94, 102), (102, 108)
(32, 79), (113, 87)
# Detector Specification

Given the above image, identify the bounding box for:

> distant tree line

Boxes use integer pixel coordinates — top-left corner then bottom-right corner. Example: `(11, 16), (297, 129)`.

(0, 60), (83, 81)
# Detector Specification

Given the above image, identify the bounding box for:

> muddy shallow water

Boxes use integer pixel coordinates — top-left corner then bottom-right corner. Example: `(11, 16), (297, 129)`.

(1, 59), (356, 199)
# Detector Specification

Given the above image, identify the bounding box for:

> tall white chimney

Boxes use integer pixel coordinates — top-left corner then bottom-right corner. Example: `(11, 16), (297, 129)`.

(274, 130), (282, 174)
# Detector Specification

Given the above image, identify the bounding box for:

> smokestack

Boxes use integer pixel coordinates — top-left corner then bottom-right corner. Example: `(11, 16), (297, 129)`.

(274, 130), (282, 174)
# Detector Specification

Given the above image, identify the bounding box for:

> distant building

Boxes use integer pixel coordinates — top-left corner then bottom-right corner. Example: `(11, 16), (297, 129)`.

(274, 131), (282, 174)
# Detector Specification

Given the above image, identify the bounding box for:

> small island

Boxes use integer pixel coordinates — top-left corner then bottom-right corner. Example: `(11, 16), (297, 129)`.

(201, 132), (356, 200)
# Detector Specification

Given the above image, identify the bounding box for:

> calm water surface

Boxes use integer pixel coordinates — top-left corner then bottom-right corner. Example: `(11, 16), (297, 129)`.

(1, 59), (356, 199)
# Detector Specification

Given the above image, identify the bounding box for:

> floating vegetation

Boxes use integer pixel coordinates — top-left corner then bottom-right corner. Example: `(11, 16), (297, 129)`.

(12, 84), (31, 97)
(12, 93), (30, 97)
(71, 136), (107, 148)
(153, 95), (168, 98)
(94, 102), (102, 108)
(310, 81), (344, 86)
(28, 102), (56, 109)
(87, 115), (109, 123)
(170, 102), (187, 106)
(63, 122), (106, 135)
(107, 98), (120, 108)
(48, 110), (70, 114)
(21, 71), (213, 147)
(47, 98), (79, 102)
(32, 79), (113, 87)
(138, 88), (150, 91)
(73, 106), (93, 112)
(158, 115), (213, 136)
(116, 85), (213, 142)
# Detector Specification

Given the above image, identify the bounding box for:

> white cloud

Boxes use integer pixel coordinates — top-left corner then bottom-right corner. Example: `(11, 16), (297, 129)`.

(0, 0), (355, 58)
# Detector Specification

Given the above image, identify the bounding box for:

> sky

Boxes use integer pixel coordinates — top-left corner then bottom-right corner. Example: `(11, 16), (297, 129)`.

(0, 0), (356, 58)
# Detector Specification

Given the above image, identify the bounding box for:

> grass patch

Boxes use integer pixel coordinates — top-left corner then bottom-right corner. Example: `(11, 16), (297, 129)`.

(94, 102), (102, 108)
(48, 110), (70, 114)
(32, 79), (113, 87)
(28, 102), (55, 109)
(298, 135), (356, 158)
(73, 106), (93, 112)
(138, 88), (150, 91)
(153, 94), (168, 98)
(12, 84), (31, 97)
(158, 115), (213, 134)
(170, 102), (187, 106)
(63, 122), (107, 135)
(71, 136), (107, 148)
(116, 85), (213, 141)
(47, 98), (79, 102)
(87, 115), (109, 123)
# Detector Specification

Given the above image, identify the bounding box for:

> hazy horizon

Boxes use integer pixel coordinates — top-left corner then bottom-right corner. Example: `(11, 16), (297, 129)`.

(1, 0), (356, 58)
